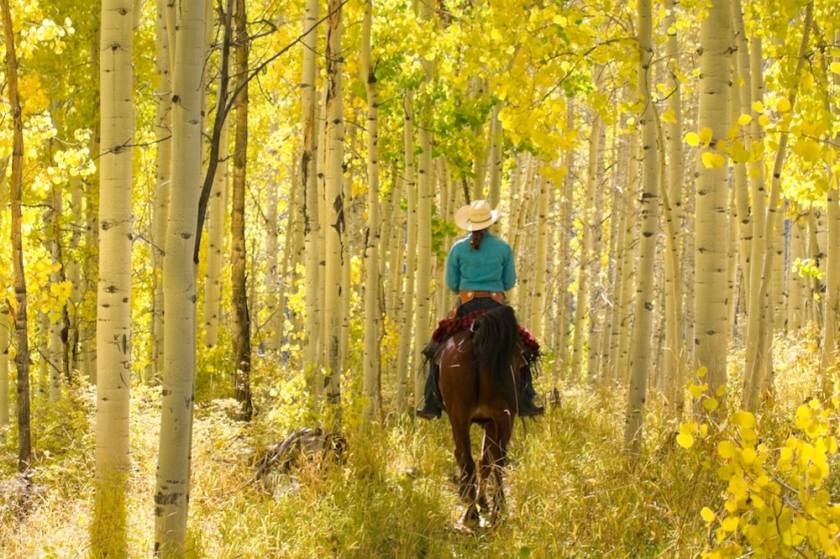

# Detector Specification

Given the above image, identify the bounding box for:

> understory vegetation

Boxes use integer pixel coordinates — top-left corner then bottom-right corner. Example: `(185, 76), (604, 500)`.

(1, 335), (835, 558)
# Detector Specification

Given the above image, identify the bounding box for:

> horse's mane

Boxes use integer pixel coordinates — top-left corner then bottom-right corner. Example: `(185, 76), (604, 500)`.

(471, 305), (519, 411)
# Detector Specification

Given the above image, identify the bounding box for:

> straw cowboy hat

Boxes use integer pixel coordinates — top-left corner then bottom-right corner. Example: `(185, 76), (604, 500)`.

(454, 200), (501, 231)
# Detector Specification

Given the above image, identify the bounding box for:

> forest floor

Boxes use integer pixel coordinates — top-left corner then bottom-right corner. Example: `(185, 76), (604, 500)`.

(0, 333), (834, 558)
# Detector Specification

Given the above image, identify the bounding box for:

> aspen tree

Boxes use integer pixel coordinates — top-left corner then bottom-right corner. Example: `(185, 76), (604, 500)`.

(662, 0), (684, 410)
(617, 129), (640, 380)
(322, 0), (345, 407)
(742, 34), (770, 406)
(154, 0), (207, 552)
(0, 306), (8, 428)
(488, 106), (503, 207)
(692, 0), (732, 398)
(730, 0), (752, 306)
(68, 177), (84, 374)
(788, 216), (805, 333)
(229, 0), (253, 418)
(606, 132), (629, 384)
(532, 174), (550, 342)
(821, 29), (840, 386)
(92, 0), (134, 554)
(1, 0), (30, 473)
(623, 0), (660, 453)
(414, 126), (433, 409)
(386, 176), (404, 319)
(361, 0), (380, 420)
(151, 0), (172, 379)
(264, 150), (280, 352)
(555, 100), (576, 386)
(743, 4), (813, 410)
(395, 94), (417, 413)
(48, 183), (65, 401)
(587, 114), (606, 381)
(301, 0), (320, 371)
(203, 119), (228, 348)
(571, 109), (601, 382)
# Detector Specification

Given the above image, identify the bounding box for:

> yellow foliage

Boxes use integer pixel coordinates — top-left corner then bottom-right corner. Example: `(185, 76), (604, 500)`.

(685, 131), (700, 146)
(702, 151), (726, 169)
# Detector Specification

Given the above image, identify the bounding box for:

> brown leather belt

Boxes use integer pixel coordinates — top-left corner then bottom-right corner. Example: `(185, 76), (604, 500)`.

(459, 290), (506, 304)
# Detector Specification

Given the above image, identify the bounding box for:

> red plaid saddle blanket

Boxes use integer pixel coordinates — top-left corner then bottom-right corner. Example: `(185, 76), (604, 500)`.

(431, 309), (540, 356)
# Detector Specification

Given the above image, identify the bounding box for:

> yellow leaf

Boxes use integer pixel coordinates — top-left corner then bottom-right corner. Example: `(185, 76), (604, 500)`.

(684, 132), (700, 146)
(831, 62), (840, 74)
(740, 447), (757, 465)
(677, 433), (695, 449)
(792, 138), (820, 161)
(737, 114), (752, 126)
(699, 126), (713, 146)
(721, 516), (739, 532)
(701, 507), (716, 523)
(776, 97), (791, 113)
(731, 411), (755, 429)
(758, 114), (770, 127)
(697, 366), (708, 378)
(702, 397), (719, 411)
(730, 141), (749, 164)
(752, 101), (764, 113)
(702, 151), (726, 169)
(718, 440), (736, 458)
(661, 109), (676, 124)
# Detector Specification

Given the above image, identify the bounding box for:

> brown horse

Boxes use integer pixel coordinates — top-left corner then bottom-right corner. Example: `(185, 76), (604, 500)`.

(436, 305), (528, 529)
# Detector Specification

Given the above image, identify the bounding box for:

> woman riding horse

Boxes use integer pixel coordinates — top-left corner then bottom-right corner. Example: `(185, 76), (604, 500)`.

(416, 200), (544, 420)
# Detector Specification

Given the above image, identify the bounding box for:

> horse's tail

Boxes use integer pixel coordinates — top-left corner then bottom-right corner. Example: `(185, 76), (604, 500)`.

(471, 305), (518, 409)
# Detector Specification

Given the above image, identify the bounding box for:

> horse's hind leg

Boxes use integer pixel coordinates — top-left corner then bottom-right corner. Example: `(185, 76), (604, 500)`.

(450, 417), (479, 528)
(479, 420), (507, 526)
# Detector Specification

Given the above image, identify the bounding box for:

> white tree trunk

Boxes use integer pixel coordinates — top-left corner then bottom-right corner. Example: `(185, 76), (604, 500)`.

(0, 305), (8, 428)
(693, 0), (732, 400)
(361, 0), (380, 421)
(151, 0), (172, 382)
(154, 0), (206, 552)
(203, 119), (228, 348)
(395, 94), (417, 413)
(93, 0), (134, 554)
(322, 0), (345, 408)
(623, 0), (660, 453)
(413, 125), (433, 410)
(301, 0), (321, 372)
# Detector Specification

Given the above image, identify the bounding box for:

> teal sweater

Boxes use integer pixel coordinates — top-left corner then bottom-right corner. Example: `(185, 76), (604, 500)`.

(445, 231), (516, 293)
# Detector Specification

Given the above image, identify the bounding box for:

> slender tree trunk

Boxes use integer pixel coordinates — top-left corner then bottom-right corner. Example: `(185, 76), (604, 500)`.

(788, 215), (805, 333)
(395, 94), (417, 413)
(48, 182), (66, 400)
(624, 0), (660, 453)
(2, 0), (32, 474)
(571, 113), (600, 382)
(487, 106), (502, 208)
(553, 101), (575, 390)
(743, 4), (813, 410)
(731, 0), (752, 314)
(693, 0), (732, 402)
(230, 0), (252, 419)
(663, 0), (685, 413)
(92, 1), (134, 554)
(322, 0), (345, 409)
(301, 0), (321, 374)
(361, 0), (381, 421)
(413, 125), (433, 410)
(263, 153), (280, 353)
(532, 174), (550, 342)
(151, 0), (172, 381)
(154, 0), (207, 552)
(820, 29), (840, 393)
(203, 119), (228, 348)
(0, 306), (8, 428)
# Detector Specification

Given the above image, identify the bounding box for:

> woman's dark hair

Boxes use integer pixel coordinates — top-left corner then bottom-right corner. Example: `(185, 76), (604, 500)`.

(470, 229), (485, 250)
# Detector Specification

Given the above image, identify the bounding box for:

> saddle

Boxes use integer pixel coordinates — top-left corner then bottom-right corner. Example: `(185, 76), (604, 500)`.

(429, 308), (540, 357)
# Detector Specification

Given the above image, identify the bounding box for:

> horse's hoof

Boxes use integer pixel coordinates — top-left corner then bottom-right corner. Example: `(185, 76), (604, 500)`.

(456, 506), (480, 533)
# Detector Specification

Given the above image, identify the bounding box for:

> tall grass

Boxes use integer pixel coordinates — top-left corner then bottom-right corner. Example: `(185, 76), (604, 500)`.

(0, 334), (832, 558)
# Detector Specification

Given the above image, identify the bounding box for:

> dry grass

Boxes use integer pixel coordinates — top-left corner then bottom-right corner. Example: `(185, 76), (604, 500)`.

(0, 334), (832, 558)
